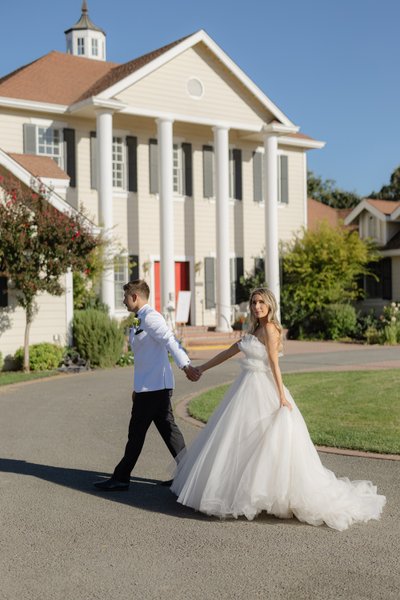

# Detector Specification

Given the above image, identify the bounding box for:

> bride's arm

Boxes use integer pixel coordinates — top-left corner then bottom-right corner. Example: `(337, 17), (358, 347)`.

(263, 323), (292, 411)
(197, 342), (240, 373)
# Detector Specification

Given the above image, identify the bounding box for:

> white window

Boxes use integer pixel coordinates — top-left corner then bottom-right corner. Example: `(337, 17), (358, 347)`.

(91, 38), (98, 57)
(37, 127), (63, 167)
(112, 136), (125, 189)
(114, 256), (128, 309)
(173, 144), (182, 194)
(77, 38), (85, 55)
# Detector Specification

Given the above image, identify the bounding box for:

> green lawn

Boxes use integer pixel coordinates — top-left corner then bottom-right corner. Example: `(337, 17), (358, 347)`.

(0, 371), (59, 387)
(188, 370), (400, 454)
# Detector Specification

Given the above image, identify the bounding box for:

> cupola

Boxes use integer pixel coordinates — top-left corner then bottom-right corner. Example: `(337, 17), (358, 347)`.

(65, 1), (106, 61)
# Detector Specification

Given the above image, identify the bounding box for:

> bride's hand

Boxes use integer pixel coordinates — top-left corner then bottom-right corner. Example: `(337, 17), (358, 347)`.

(280, 397), (292, 411)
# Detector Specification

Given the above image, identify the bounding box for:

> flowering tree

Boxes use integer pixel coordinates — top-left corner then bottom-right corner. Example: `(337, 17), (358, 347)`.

(0, 173), (103, 371)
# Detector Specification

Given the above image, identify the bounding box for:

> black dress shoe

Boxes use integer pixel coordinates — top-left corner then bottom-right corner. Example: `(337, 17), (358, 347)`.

(94, 478), (129, 491)
(159, 479), (174, 487)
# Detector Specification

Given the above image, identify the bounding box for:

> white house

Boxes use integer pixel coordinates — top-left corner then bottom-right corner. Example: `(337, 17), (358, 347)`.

(0, 1), (324, 358)
(345, 198), (400, 310)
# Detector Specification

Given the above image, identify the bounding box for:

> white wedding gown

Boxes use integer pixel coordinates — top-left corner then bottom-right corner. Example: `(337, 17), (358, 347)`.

(171, 334), (386, 531)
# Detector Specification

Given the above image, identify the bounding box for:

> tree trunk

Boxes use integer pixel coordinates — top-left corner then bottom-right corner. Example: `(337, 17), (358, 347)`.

(23, 306), (33, 372)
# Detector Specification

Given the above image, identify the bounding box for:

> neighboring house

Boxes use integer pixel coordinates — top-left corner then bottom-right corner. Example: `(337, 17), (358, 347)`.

(0, 1), (324, 351)
(345, 198), (400, 310)
(307, 197), (352, 231)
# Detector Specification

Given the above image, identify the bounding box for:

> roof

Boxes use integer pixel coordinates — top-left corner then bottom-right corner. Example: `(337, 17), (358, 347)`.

(307, 198), (353, 231)
(8, 153), (69, 180)
(0, 51), (117, 105)
(383, 230), (400, 251)
(365, 198), (400, 216)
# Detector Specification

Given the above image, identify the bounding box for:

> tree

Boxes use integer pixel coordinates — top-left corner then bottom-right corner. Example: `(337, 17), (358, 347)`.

(369, 165), (400, 200)
(280, 222), (379, 334)
(308, 171), (361, 209)
(0, 173), (103, 371)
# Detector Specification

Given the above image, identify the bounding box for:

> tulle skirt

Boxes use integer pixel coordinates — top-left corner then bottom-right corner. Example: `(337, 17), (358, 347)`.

(171, 367), (386, 531)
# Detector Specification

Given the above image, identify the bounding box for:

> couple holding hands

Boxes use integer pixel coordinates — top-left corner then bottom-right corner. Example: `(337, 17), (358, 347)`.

(94, 280), (385, 531)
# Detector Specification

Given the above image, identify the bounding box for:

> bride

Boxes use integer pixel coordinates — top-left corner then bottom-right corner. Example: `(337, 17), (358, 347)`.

(171, 288), (386, 531)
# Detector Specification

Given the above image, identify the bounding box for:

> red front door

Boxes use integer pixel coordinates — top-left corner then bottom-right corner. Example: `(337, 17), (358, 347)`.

(154, 261), (190, 320)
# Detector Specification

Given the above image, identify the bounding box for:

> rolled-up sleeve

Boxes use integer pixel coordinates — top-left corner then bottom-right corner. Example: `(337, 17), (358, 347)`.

(143, 311), (190, 369)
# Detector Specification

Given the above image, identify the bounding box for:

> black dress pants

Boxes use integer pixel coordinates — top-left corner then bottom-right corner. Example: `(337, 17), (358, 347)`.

(113, 388), (186, 482)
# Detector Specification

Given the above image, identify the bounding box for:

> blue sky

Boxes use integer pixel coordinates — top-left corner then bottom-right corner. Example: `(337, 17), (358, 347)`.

(1, 0), (399, 196)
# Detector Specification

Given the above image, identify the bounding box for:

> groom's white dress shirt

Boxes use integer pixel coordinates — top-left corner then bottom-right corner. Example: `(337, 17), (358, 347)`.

(129, 304), (190, 393)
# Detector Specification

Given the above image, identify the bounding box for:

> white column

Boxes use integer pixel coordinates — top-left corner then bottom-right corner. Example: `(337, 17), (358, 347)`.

(157, 118), (175, 316)
(263, 133), (280, 312)
(213, 126), (231, 332)
(65, 268), (73, 346)
(96, 108), (115, 314)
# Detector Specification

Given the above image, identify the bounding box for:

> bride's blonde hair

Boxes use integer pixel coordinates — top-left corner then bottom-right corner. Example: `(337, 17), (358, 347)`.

(248, 288), (283, 350)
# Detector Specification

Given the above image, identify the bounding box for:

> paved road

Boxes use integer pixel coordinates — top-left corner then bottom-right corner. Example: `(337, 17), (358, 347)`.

(0, 344), (399, 600)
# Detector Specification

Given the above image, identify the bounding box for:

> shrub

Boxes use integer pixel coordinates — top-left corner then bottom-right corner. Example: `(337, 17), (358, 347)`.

(380, 302), (400, 345)
(0, 351), (3, 371)
(14, 343), (64, 371)
(116, 351), (134, 367)
(73, 309), (125, 368)
(320, 304), (357, 340)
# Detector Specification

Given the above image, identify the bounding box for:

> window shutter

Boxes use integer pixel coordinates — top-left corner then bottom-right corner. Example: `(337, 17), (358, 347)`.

(23, 124), (36, 154)
(235, 257), (244, 303)
(90, 131), (97, 190)
(149, 138), (158, 194)
(253, 151), (263, 202)
(129, 254), (139, 281)
(203, 145), (214, 198)
(230, 258), (235, 305)
(233, 149), (242, 200)
(254, 257), (265, 275)
(182, 142), (193, 197)
(382, 257), (392, 300)
(204, 257), (216, 309)
(63, 128), (76, 188)
(126, 136), (138, 193)
(280, 155), (289, 204)
(0, 277), (8, 308)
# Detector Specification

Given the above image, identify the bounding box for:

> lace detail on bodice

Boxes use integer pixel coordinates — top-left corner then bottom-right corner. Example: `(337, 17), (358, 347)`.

(238, 334), (270, 373)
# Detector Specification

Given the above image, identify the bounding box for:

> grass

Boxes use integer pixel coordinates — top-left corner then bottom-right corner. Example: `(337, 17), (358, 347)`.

(0, 370), (59, 387)
(188, 370), (400, 454)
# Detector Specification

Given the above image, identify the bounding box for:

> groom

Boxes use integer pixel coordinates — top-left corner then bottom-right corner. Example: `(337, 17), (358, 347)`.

(94, 279), (201, 491)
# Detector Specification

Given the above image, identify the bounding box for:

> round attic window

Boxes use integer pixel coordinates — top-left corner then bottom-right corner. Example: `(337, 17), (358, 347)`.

(187, 78), (204, 98)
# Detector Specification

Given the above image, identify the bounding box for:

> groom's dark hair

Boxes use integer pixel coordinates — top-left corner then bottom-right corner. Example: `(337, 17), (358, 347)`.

(124, 279), (150, 299)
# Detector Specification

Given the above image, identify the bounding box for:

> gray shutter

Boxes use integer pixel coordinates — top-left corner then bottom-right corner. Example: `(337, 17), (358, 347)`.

(129, 254), (139, 281)
(63, 128), (76, 188)
(253, 151), (263, 202)
(203, 145), (214, 198)
(233, 149), (242, 200)
(126, 136), (137, 193)
(280, 155), (289, 204)
(182, 142), (192, 196)
(204, 257), (216, 309)
(382, 257), (392, 300)
(23, 124), (36, 154)
(149, 138), (158, 194)
(90, 131), (97, 190)
(230, 258), (236, 304)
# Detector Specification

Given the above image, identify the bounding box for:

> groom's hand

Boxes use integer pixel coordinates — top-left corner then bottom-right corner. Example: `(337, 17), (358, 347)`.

(183, 365), (202, 381)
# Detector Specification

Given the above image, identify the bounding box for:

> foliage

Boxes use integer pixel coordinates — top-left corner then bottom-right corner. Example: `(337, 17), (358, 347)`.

(14, 342), (64, 371)
(73, 309), (125, 368)
(0, 173), (103, 371)
(281, 222), (379, 336)
(239, 270), (267, 299)
(0, 351), (3, 371)
(307, 171), (361, 209)
(319, 304), (357, 340)
(369, 166), (400, 200)
(116, 351), (134, 367)
(72, 245), (104, 310)
(380, 302), (400, 345)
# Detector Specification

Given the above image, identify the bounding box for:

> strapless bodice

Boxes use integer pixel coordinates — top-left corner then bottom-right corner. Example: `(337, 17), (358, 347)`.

(238, 334), (270, 373)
